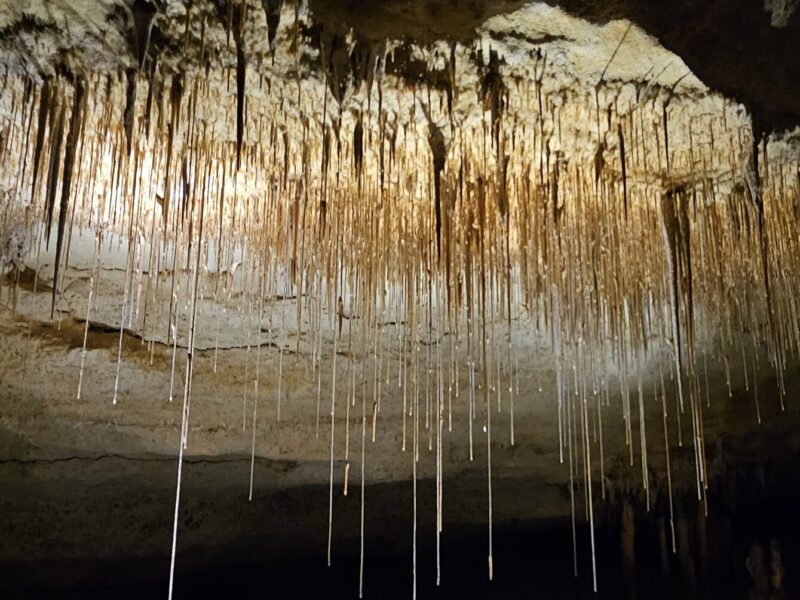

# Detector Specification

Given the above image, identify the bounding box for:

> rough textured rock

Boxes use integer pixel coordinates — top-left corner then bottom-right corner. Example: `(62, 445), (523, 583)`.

(0, 0), (798, 130)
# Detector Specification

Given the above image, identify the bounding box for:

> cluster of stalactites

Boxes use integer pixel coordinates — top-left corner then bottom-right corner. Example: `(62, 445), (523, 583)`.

(1, 60), (799, 595)
(1, 66), (796, 368)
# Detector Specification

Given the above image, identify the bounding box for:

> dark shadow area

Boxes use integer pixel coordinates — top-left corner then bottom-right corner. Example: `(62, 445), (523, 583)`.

(2, 458), (799, 600)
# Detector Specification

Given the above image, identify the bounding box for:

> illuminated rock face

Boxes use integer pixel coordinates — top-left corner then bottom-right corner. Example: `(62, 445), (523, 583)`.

(0, 1), (799, 599)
